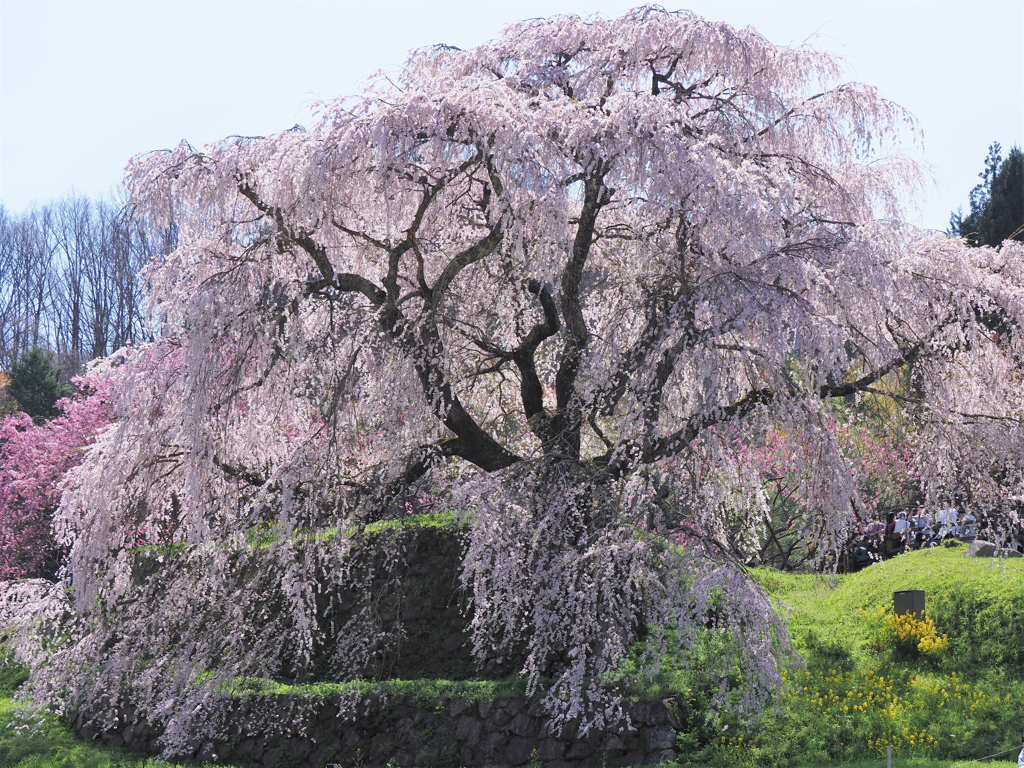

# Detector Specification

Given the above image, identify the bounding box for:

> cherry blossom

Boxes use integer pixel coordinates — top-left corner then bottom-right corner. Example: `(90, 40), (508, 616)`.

(7, 8), (1024, 749)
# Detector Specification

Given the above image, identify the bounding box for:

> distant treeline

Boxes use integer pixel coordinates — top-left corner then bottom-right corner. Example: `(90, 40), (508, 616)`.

(0, 195), (171, 373)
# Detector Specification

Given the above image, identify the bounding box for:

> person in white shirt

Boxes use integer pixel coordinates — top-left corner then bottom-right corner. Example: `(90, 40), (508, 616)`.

(936, 502), (958, 539)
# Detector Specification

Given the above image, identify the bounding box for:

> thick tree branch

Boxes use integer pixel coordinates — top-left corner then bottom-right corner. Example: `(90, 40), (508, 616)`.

(512, 279), (561, 441)
(237, 182), (335, 283)
(552, 166), (611, 456)
(424, 219), (504, 312)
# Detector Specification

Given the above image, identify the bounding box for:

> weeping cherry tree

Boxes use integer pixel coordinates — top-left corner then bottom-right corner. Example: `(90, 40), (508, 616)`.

(12, 6), (1024, 750)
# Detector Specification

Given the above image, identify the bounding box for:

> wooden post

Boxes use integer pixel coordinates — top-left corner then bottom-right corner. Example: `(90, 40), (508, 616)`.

(887, 744), (892, 768)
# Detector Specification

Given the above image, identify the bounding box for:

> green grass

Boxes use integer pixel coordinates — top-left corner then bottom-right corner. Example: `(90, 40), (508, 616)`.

(222, 673), (527, 703)
(752, 545), (1024, 658)
(0, 696), (243, 768)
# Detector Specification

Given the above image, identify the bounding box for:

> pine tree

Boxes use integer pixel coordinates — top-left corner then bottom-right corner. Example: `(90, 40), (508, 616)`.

(950, 143), (1024, 246)
(7, 348), (74, 423)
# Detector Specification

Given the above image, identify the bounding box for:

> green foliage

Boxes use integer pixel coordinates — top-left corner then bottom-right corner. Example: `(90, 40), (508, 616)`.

(0, 697), (242, 768)
(222, 675), (526, 705)
(950, 142), (1024, 247)
(931, 588), (1024, 677)
(0, 651), (30, 696)
(6, 348), (74, 425)
(669, 550), (1024, 768)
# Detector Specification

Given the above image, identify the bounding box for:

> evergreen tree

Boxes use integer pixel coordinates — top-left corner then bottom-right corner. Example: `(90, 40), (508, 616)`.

(950, 142), (1024, 246)
(7, 347), (74, 423)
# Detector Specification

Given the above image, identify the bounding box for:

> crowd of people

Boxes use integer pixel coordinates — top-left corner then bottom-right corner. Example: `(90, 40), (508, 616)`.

(847, 502), (1024, 570)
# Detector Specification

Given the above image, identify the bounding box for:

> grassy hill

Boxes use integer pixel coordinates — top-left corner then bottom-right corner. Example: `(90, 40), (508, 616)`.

(754, 544), (1024, 661)
(673, 545), (1024, 768)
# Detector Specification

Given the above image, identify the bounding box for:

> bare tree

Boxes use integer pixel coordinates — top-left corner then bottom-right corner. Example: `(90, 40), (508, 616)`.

(0, 194), (159, 373)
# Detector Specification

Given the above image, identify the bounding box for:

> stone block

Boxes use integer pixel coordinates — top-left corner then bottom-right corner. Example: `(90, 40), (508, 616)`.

(392, 748), (415, 767)
(643, 725), (677, 752)
(281, 737), (313, 762)
(504, 698), (526, 716)
(651, 747), (677, 763)
(506, 735), (535, 765)
(371, 730), (395, 757)
(450, 697), (469, 718)
(566, 740), (594, 760)
(477, 699), (493, 719)
(603, 733), (627, 751)
(537, 737), (566, 760)
(509, 713), (538, 738)
(643, 701), (671, 726)
(415, 744), (440, 765)
(968, 540), (998, 557)
(480, 731), (508, 757)
(455, 715), (482, 743)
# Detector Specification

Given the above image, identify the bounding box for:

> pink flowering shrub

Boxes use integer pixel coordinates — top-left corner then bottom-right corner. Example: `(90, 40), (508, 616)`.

(746, 418), (920, 569)
(0, 377), (113, 579)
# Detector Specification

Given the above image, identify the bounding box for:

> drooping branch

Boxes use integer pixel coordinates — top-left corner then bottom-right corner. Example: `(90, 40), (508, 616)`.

(817, 339), (925, 399)
(597, 333), (936, 476)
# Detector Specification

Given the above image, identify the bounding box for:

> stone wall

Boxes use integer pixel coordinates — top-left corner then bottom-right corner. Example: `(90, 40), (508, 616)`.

(78, 691), (683, 768)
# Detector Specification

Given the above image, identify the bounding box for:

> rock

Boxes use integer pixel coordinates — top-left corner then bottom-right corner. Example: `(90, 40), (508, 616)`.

(644, 701), (671, 726)
(391, 748), (415, 767)
(504, 698), (525, 716)
(968, 540), (998, 557)
(450, 697), (469, 718)
(506, 736), (535, 765)
(455, 715), (482, 743)
(644, 725), (677, 752)
(566, 740), (594, 760)
(537, 738), (566, 760)
(603, 733), (627, 751)
(480, 731), (508, 757)
(281, 737), (313, 762)
(477, 699), (493, 719)
(415, 744), (440, 766)
(509, 713), (538, 738)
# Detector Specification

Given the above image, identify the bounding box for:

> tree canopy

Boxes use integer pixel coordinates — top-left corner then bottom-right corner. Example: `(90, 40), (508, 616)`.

(950, 142), (1024, 247)
(7, 347), (73, 423)
(8, 7), (1024, 750)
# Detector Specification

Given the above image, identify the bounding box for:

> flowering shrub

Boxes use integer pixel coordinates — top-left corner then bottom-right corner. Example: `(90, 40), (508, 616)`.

(697, 662), (1019, 767)
(745, 419), (920, 570)
(0, 377), (113, 579)
(865, 607), (948, 661)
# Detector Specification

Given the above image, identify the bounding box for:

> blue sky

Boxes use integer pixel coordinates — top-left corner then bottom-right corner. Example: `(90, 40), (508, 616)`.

(1, 1), (1022, 231)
